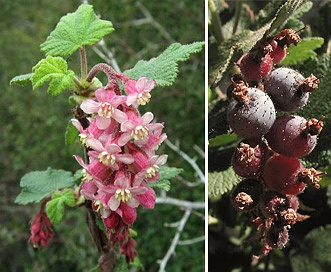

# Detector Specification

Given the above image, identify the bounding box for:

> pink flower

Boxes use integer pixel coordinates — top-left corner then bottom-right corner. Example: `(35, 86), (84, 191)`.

(118, 111), (164, 146)
(74, 155), (112, 183)
(125, 77), (156, 107)
(100, 172), (148, 212)
(71, 118), (104, 146)
(81, 88), (127, 129)
(87, 138), (134, 170)
(132, 152), (168, 183)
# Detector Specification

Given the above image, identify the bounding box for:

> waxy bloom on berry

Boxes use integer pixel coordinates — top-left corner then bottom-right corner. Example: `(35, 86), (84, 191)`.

(81, 88), (127, 129)
(125, 77), (156, 107)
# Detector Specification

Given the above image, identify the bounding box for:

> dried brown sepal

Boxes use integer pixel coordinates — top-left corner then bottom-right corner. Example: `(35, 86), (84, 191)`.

(298, 74), (320, 93)
(231, 78), (250, 103)
(303, 116), (324, 136)
(280, 208), (297, 225)
(298, 168), (326, 189)
(275, 28), (303, 47)
(237, 142), (255, 162)
(233, 192), (254, 211)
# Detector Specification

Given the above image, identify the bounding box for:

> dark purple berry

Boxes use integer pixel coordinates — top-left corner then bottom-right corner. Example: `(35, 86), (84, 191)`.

(232, 178), (263, 212)
(264, 67), (320, 112)
(266, 115), (323, 158)
(227, 84), (276, 139)
(231, 139), (270, 178)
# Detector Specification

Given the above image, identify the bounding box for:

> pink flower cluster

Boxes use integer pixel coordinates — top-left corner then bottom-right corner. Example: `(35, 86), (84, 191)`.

(72, 76), (167, 261)
(29, 199), (54, 248)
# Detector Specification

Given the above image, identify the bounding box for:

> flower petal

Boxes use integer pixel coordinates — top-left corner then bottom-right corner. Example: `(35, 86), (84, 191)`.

(108, 195), (120, 211)
(81, 99), (99, 114)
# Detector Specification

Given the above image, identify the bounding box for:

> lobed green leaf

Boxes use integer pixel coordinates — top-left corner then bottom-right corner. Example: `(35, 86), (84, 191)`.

(148, 166), (183, 191)
(46, 189), (75, 225)
(15, 168), (76, 205)
(124, 42), (204, 87)
(208, 167), (240, 200)
(32, 55), (75, 95)
(40, 4), (114, 56)
(281, 37), (324, 66)
(10, 73), (33, 86)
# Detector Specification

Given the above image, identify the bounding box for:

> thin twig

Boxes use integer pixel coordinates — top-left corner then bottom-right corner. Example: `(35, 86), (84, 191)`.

(156, 196), (204, 210)
(165, 139), (205, 183)
(178, 235), (205, 246)
(94, 39), (122, 73)
(157, 209), (192, 272)
(135, 2), (175, 43)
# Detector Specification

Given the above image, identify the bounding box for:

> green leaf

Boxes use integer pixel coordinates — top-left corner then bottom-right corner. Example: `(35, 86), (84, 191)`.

(290, 225), (331, 272)
(280, 37), (324, 65)
(65, 119), (79, 145)
(10, 73), (33, 86)
(148, 166), (183, 191)
(124, 42), (204, 87)
(15, 168), (76, 205)
(32, 56), (75, 95)
(46, 189), (75, 225)
(208, 167), (240, 201)
(40, 4), (114, 56)
(269, 0), (307, 34)
(297, 54), (331, 168)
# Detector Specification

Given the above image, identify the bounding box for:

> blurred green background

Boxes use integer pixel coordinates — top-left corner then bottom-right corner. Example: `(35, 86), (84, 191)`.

(0, 0), (204, 271)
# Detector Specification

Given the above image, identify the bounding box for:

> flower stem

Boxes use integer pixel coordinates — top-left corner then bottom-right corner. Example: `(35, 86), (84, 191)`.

(86, 63), (130, 84)
(80, 46), (88, 80)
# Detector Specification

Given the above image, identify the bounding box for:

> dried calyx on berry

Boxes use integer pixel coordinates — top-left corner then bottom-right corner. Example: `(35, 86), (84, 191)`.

(267, 27), (305, 63)
(231, 139), (270, 178)
(231, 178), (263, 212)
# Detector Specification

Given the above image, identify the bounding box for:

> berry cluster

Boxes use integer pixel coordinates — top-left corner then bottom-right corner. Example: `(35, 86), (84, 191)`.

(227, 28), (325, 257)
(71, 69), (167, 262)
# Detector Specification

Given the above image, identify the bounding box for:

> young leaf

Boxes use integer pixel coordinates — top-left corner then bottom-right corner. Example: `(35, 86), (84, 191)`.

(280, 37), (324, 65)
(147, 166), (183, 191)
(10, 73), (33, 86)
(15, 168), (76, 205)
(65, 119), (79, 145)
(124, 42), (204, 87)
(41, 4), (114, 56)
(209, 167), (240, 201)
(46, 189), (75, 225)
(32, 55), (75, 95)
